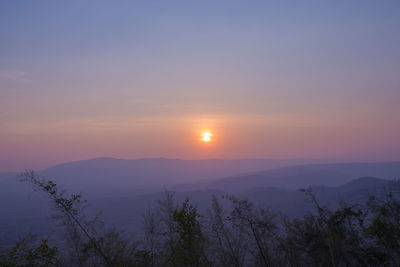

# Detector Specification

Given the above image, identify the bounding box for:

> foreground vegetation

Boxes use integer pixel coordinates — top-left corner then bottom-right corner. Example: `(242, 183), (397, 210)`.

(1, 171), (400, 266)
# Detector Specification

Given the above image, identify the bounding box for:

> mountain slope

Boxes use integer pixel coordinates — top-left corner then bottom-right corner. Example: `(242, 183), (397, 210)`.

(0, 174), (395, 246)
(0, 157), (324, 197)
(192, 162), (400, 192)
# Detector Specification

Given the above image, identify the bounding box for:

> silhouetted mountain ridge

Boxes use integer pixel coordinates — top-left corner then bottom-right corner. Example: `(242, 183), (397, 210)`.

(188, 162), (400, 192)
(1, 158), (398, 245)
(0, 157), (330, 196)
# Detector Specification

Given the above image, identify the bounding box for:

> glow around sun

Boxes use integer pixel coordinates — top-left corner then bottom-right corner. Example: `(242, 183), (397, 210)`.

(201, 132), (212, 142)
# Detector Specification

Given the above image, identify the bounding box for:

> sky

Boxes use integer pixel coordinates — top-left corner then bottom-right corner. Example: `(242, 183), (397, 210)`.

(1, 1), (400, 171)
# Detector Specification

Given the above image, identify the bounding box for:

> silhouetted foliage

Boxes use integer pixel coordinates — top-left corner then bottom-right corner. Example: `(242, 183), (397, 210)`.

(1, 171), (400, 266)
(0, 233), (62, 267)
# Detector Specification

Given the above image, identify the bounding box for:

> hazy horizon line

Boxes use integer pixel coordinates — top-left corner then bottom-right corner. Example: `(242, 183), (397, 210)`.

(3, 156), (400, 174)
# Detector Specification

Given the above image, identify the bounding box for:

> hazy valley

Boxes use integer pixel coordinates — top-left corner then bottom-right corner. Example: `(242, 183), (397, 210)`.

(1, 158), (398, 246)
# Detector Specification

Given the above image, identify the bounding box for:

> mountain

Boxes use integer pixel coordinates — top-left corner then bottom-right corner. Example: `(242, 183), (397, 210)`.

(1, 159), (399, 245)
(4, 158), (398, 198)
(0, 157), (325, 197)
(91, 177), (393, 229)
(187, 162), (400, 192)
(0, 174), (396, 245)
(239, 176), (392, 216)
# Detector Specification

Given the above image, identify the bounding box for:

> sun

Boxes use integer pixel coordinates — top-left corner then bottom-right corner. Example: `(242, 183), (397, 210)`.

(201, 132), (212, 142)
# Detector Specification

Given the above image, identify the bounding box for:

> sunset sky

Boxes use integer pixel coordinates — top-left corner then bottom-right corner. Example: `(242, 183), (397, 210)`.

(1, 1), (400, 171)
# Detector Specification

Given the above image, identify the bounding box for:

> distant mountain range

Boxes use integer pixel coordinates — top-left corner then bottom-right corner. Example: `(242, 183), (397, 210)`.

(0, 158), (399, 245)
(181, 161), (400, 192)
(0, 157), (329, 196)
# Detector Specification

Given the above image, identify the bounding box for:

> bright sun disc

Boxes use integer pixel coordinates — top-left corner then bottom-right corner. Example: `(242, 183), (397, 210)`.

(202, 132), (212, 142)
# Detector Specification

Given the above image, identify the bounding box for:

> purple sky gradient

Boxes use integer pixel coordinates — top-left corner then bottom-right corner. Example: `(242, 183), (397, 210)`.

(1, 1), (400, 171)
